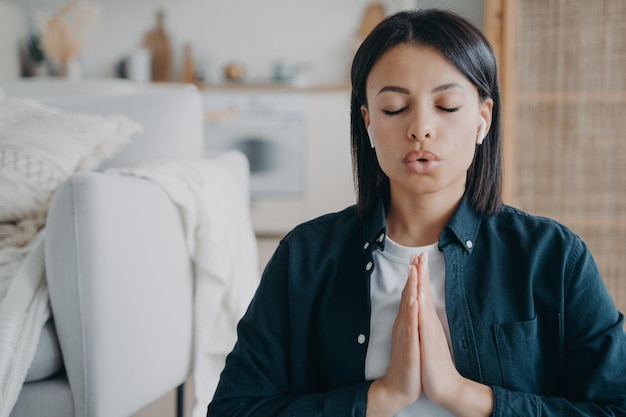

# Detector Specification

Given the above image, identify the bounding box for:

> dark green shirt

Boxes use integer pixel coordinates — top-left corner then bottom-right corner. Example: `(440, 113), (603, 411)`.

(209, 194), (626, 416)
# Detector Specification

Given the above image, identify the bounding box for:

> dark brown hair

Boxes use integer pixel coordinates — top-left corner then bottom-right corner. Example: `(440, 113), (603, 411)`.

(350, 9), (502, 217)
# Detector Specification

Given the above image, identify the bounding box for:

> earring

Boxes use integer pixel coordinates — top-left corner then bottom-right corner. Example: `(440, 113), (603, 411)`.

(477, 118), (487, 145)
(367, 125), (375, 148)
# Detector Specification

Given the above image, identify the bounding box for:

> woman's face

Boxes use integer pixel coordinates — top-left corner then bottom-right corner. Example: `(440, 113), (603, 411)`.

(361, 43), (492, 202)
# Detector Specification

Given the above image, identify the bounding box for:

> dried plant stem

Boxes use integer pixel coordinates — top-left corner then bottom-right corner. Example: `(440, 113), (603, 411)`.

(37, 1), (100, 65)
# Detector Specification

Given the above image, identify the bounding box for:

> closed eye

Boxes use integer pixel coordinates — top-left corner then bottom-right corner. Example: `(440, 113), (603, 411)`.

(437, 106), (460, 113)
(382, 107), (407, 116)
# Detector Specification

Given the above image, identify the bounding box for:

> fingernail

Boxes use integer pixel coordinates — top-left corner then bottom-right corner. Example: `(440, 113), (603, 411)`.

(410, 254), (416, 264)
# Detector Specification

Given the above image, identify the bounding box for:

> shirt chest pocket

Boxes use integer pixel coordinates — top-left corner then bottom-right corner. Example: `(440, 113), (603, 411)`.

(493, 313), (562, 395)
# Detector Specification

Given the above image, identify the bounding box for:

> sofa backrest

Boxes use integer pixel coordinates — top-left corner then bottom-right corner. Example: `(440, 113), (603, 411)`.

(0, 78), (204, 169)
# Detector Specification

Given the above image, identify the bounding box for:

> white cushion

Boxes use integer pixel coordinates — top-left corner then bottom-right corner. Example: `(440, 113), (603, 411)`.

(0, 96), (141, 223)
(25, 319), (62, 383)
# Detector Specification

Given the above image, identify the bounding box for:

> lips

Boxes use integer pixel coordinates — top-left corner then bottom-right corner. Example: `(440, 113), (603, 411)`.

(403, 150), (441, 174)
(403, 150), (440, 163)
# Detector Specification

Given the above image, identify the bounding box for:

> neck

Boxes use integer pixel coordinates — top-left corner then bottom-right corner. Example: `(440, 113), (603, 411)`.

(386, 186), (464, 247)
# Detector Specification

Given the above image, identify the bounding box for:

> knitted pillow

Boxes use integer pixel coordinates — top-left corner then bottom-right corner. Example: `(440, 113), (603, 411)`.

(0, 96), (141, 224)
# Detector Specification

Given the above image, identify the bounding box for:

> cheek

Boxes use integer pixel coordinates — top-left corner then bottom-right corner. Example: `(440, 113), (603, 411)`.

(371, 141), (397, 177)
(457, 134), (479, 169)
(441, 121), (478, 168)
(451, 116), (479, 148)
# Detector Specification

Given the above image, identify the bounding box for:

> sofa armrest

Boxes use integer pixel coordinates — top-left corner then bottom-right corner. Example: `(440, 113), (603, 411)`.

(45, 171), (194, 417)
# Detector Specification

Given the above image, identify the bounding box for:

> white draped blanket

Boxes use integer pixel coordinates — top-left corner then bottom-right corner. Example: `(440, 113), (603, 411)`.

(0, 159), (259, 417)
(0, 231), (49, 417)
(113, 160), (259, 417)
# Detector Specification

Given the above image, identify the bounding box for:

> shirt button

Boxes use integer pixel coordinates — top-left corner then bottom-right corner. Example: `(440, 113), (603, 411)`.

(357, 334), (366, 344)
(460, 337), (468, 350)
(363, 242), (370, 250)
(365, 261), (373, 271)
(465, 240), (473, 249)
(377, 233), (385, 243)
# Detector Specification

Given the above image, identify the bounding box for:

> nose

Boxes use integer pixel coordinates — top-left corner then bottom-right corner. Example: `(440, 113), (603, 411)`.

(407, 106), (433, 142)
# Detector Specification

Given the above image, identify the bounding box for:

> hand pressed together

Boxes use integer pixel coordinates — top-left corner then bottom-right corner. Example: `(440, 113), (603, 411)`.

(366, 253), (493, 417)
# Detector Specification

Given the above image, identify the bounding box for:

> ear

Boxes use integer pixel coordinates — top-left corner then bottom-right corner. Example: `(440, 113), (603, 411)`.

(361, 105), (375, 148)
(477, 98), (494, 145)
(360, 104), (370, 128)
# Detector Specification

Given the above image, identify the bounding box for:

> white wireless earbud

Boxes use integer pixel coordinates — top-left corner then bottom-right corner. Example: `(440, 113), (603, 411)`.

(367, 125), (375, 148)
(477, 117), (487, 145)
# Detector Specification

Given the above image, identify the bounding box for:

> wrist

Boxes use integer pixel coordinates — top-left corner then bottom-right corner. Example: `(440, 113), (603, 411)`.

(441, 377), (494, 417)
(366, 378), (415, 417)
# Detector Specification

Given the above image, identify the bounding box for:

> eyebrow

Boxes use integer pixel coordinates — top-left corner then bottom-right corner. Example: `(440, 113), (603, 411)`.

(431, 82), (465, 93)
(376, 82), (465, 96)
(376, 85), (410, 96)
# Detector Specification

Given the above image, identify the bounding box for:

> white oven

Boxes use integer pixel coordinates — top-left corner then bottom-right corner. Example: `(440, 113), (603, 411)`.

(203, 91), (305, 199)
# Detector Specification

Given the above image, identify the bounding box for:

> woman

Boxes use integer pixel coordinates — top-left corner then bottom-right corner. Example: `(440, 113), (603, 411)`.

(208, 9), (626, 417)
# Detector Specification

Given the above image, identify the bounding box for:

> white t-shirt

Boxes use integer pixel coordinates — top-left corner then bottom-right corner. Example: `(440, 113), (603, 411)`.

(365, 237), (454, 416)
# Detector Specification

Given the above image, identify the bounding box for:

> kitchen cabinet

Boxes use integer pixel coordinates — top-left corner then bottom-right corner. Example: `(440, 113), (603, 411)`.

(484, 0), (626, 313)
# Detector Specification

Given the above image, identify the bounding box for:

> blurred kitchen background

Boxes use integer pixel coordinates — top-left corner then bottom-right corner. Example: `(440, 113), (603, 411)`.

(0, 0), (483, 269)
(0, 0), (483, 83)
(0, 2), (483, 415)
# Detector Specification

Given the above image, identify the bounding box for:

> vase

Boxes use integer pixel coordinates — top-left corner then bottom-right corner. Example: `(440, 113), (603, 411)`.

(59, 58), (82, 80)
(49, 58), (82, 80)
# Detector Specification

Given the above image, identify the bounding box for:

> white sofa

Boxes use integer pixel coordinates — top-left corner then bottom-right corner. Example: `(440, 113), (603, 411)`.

(0, 79), (250, 417)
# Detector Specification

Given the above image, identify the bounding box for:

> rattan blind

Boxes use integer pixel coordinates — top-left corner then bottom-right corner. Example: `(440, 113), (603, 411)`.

(509, 1), (626, 313)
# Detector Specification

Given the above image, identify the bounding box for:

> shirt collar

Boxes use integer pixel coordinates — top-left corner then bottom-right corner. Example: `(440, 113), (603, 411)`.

(361, 192), (483, 254)
(362, 197), (387, 252)
(440, 192), (483, 253)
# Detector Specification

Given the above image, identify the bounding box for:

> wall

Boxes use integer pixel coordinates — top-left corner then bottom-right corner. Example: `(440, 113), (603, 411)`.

(0, 2), (27, 79)
(8, 0), (483, 84)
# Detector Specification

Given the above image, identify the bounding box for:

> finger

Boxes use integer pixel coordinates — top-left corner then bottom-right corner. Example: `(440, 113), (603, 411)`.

(393, 265), (420, 364)
(416, 254), (442, 337)
(417, 253), (450, 360)
(417, 252), (432, 303)
(404, 264), (418, 311)
(386, 263), (422, 406)
(416, 253), (459, 405)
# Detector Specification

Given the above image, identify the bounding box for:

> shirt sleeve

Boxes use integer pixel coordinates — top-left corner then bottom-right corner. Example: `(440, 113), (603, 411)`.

(491, 237), (626, 417)
(207, 241), (373, 417)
